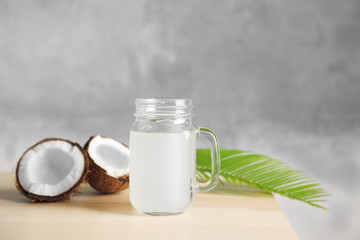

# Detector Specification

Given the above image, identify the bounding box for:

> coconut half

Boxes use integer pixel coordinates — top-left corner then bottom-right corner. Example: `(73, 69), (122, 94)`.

(84, 135), (129, 193)
(15, 138), (89, 202)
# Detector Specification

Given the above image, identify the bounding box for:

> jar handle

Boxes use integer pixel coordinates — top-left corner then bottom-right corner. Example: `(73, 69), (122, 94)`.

(197, 127), (220, 192)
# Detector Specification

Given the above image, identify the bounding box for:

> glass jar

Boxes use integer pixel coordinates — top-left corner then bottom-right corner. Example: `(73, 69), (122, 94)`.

(129, 98), (220, 215)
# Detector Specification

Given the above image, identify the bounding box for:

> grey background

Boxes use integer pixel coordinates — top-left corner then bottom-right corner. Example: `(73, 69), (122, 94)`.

(1, 0), (359, 239)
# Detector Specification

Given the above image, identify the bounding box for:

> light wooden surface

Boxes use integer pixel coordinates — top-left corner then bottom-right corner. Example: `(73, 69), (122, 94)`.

(0, 172), (297, 240)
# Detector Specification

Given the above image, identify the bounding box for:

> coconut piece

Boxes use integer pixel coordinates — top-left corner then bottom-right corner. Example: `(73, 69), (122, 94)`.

(15, 138), (89, 202)
(84, 135), (129, 193)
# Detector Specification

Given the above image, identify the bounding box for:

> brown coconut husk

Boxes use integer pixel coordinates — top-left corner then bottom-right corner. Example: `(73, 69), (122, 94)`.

(15, 138), (89, 202)
(84, 136), (129, 194)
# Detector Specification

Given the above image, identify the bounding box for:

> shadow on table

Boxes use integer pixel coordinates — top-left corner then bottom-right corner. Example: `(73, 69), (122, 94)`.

(0, 189), (30, 203)
(0, 184), (138, 216)
(210, 183), (273, 198)
(67, 185), (138, 216)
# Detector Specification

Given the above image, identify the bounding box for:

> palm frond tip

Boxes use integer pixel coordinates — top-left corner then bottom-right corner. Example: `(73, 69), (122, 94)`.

(196, 148), (329, 210)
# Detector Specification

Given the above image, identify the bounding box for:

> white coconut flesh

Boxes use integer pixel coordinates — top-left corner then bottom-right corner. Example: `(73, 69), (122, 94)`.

(17, 140), (86, 197)
(87, 136), (129, 178)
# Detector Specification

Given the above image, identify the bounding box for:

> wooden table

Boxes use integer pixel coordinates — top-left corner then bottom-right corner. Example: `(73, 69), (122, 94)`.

(0, 173), (297, 240)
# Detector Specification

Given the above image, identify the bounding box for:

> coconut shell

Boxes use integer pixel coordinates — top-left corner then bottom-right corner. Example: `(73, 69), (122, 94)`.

(84, 136), (129, 194)
(15, 138), (89, 202)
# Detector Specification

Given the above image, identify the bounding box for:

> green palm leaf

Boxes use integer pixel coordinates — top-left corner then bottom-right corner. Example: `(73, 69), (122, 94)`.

(196, 148), (329, 210)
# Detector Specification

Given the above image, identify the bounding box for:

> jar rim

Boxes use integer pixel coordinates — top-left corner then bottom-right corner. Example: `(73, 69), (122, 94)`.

(135, 98), (192, 107)
(134, 98), (193, 119)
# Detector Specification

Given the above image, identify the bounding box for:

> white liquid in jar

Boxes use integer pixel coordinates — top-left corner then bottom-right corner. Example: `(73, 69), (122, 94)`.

(129, 131), (196, 214)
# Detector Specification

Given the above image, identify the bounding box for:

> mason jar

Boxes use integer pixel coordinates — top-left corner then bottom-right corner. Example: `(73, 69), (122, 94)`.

(129, 98), (220, 215)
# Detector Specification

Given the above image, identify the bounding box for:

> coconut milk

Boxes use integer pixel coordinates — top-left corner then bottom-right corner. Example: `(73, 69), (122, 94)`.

(129, 131), (197, 214)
